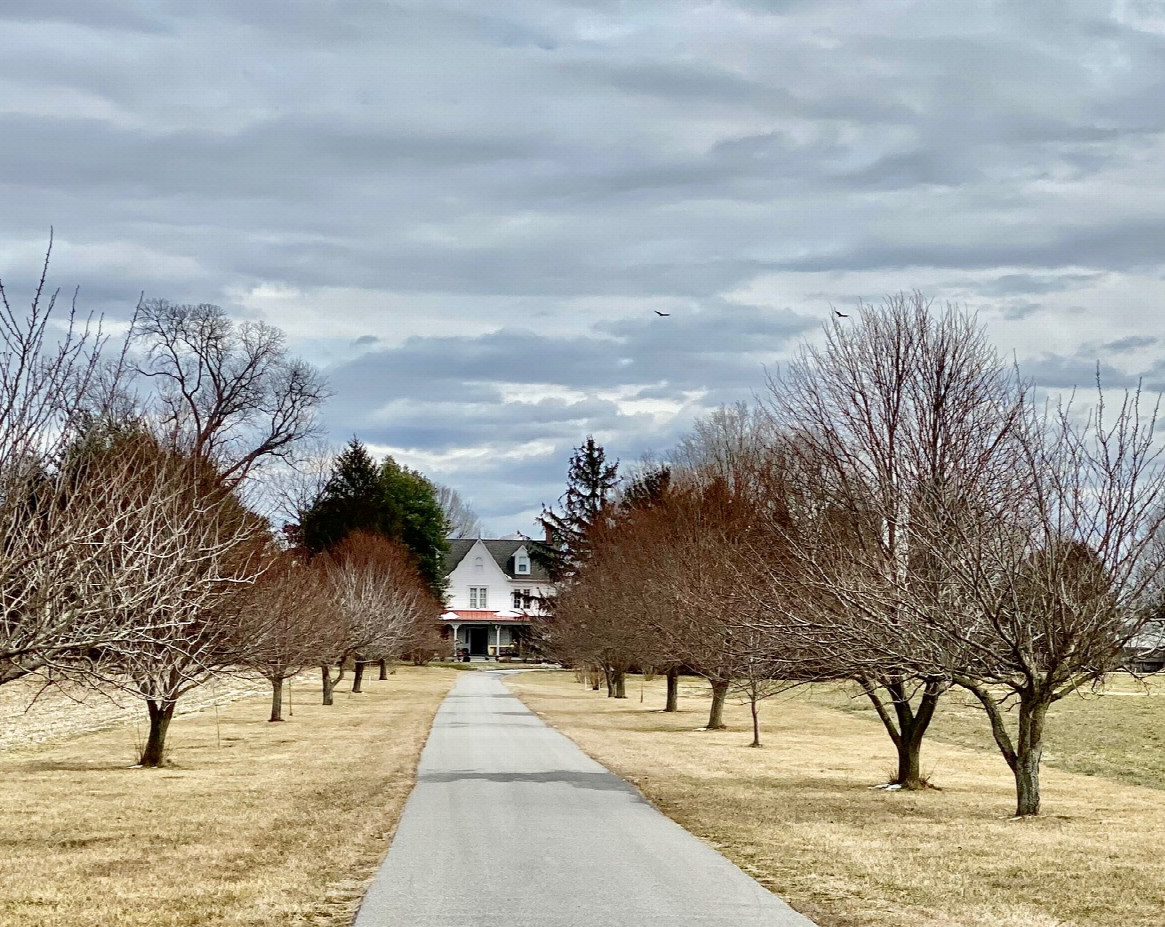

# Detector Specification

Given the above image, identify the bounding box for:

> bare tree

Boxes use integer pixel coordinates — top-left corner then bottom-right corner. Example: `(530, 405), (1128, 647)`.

(131, 300), (328, 490)
(0, 241), (138, 682)
(263, 437), (338, 543)
(916, 384), (1165, 815)
(670, 401), (772, 499)
(0, 237), (116, 475)
(232, 548), (338, 721)
(2, 433), (208, 685)
(318, 532), (437, 703)
(552, 528), (654, 699)
(645, 473), (794, 732)
(47, 298), (329, 763)
(401, 599), (446, 667)
(561, 458), (799, 731)
(764, 294), (1028, 789)
(547, 415), (802, 731)
(657, 407), (809, 732)
(64, 431), (268, 766)
(616, 464), (684, 709)
(730, 624), (798, 748)
(435, 483), (483, 538)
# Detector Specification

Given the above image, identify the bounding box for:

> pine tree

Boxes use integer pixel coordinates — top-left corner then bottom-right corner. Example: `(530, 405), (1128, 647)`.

(300, 439), (401, 554)
(537, 436), (619, 580)
(299, 439), (448, 598)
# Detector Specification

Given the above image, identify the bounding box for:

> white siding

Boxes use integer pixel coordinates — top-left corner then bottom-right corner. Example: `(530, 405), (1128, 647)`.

(445, 539), (510, 609)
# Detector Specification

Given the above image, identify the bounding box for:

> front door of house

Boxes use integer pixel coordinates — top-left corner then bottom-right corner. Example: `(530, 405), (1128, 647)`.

(468, 626), (488, 656)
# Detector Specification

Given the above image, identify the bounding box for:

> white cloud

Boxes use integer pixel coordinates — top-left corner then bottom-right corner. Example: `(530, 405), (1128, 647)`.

(2, 0), (1165, 529)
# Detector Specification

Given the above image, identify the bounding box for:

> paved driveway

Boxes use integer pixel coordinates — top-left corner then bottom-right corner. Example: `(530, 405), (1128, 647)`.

(354, 670), (817, 926)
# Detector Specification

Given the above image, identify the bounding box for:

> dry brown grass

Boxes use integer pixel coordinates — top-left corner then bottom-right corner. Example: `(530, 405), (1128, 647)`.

(0, 673), (268, 752)
(507, 671), (1165, 927)
(0, 666), (457, 927)
(787, 673), (1165, 791)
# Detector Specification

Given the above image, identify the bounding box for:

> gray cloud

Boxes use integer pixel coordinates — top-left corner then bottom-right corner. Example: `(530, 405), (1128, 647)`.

(3, 0), (1165, 530)
(326, 303), (813, 415)
(1104, 335), (1159, 353)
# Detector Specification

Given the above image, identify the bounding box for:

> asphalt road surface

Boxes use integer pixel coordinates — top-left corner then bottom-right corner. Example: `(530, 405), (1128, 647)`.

(354, 670), (817, 927)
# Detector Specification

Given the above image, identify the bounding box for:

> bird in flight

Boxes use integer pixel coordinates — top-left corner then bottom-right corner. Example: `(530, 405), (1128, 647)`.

(834, 310), (849, 318)
(654, 310), (671, 316)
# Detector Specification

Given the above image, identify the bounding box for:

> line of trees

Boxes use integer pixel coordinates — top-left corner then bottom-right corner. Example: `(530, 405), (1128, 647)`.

(544, 294), (1165, 817)
(0, 252), (448, 767)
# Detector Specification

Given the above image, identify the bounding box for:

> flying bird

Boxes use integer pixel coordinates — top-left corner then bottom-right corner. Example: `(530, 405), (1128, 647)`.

(834, 310), (849, 318)
(654, 310), (671, 316)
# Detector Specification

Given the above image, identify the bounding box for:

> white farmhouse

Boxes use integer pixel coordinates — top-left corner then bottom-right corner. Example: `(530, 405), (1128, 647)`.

(441, 536), (554, 659)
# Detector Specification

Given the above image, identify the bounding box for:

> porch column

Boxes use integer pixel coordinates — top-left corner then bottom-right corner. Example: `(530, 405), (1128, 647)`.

(494, 624), (501, 661)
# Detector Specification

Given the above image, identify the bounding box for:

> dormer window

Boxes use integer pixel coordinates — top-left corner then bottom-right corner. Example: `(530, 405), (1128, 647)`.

(515, 552), (530, 574)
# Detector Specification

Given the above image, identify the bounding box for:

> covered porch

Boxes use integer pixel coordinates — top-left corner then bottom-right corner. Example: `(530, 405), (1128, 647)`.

(440, 610), (536, 660)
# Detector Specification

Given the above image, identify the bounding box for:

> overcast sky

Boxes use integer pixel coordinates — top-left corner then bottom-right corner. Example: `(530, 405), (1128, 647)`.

(2, 1), (1163, 534)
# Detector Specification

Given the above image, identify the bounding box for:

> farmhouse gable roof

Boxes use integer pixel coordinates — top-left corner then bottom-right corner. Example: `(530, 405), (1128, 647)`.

(443, 537), (552, 582)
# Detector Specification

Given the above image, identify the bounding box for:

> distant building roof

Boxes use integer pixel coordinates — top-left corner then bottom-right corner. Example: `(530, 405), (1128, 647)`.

(443, 538), (553, 582)
(1128, 620), (1165, 655)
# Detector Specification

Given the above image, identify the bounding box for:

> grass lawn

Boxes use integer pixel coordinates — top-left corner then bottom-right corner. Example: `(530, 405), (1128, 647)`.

(507, 671), (1165, 927)
(0, 665), (458, 927)
(792, 673), (1165, 791)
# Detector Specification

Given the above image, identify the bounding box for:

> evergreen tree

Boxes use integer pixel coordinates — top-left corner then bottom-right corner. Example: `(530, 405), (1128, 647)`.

(300, 439), (400, 554)
(380, 458), (448, 597)
(299, 439), (449, 598)
(537, 436), (620, 580)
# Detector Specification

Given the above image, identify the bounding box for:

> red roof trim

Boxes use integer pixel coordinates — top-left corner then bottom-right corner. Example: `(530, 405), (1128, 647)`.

(442, 609), (533, 624)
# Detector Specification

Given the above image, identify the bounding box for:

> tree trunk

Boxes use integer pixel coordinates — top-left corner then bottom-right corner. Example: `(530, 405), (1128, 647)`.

(321, 664), (335, 705)
(1014, 747), (1041, 817)
(707, 678), (729, 730)
(900, 680), (940, 788)
(378, 658), (388, 680)
(612, 669), (626, 699)
(140, 700), (176, 767)
(269, 676), (285, 722)
(957, 679), (1049, 817)
(352, 661), (366, 693)
(859, 675), (943, 790)
(665, 667), (679, 712)
(896, 732), (921, 787)
(1013, 698), (1047, 816)
(589, 665), (601, 690)
(604, 665), (614, 698)
(749, 695), (761, 747)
